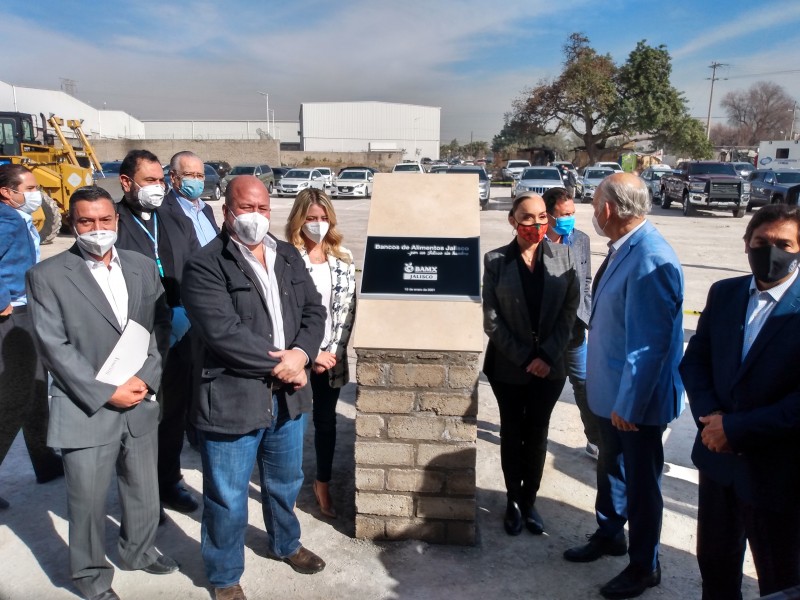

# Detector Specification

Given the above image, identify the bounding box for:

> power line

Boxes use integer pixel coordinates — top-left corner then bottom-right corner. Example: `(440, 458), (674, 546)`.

(724, 68), (800, 80)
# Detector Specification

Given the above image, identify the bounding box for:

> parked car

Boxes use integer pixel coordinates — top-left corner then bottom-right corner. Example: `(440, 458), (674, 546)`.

(639, 166), (675, 205)
(502, 159), (532, 180)
(314, 167), (334, 186)
(338, 166), (379, 176)
(97, 160), (123, 177)
(429, 165), (449, 174)
(747, 169), (800, 209)
(206, 160), (232, 179)
(580, 168), (615, 202)
(511, 166), (563, 199)
(731, 161), (755, 179)
(589, 161), (623, 173)
(222, 164), (275, 193)
(445, 165), (491, 210)
(272, 167), (291, 186)
(163, 163), (223, 201)
(276, 168), (326, 197)
(392, 162), (425, 173)
(333, 169), (374, 198)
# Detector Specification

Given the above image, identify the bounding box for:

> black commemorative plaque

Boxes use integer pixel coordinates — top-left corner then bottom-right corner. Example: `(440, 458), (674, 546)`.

(360, 236), (480, 300)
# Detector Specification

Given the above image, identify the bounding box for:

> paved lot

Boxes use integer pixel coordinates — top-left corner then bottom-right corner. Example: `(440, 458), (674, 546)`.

(0, 186), (759, 599)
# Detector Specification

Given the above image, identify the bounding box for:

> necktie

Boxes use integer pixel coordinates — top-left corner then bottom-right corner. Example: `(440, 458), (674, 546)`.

(592, 247), (614, 296)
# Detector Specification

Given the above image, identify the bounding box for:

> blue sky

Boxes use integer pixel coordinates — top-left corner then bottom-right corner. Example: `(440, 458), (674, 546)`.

(4, 0), (800, 143)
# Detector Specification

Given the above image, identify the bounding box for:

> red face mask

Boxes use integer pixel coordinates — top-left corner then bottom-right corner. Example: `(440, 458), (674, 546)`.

(516, 222), (548, 244)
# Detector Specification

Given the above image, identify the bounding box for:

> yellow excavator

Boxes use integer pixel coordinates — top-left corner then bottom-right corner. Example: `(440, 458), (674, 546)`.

(0, 112), (101, 243)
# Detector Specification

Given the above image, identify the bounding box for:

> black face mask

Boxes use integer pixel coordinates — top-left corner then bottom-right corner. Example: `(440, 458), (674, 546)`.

(748, 244), (800, 284)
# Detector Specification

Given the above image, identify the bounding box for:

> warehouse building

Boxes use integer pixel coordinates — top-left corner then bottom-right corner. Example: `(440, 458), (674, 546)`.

(300, 101), (440, 160)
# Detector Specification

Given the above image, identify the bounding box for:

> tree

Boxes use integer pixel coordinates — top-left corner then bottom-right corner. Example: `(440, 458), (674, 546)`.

(720, 81), (796, 144)
(508, 33), (712, 163)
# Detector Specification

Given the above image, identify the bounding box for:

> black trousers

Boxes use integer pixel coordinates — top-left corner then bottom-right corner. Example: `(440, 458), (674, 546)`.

(157, 332), (194, 492)
(0, 306), (60, 479)
(489, 376), (565, 504)
(697, 471), (800, 599)
(311, 371), (341, 483)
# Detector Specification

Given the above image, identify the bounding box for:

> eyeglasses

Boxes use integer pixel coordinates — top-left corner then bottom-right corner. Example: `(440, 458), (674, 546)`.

(176, 171), (205, 180)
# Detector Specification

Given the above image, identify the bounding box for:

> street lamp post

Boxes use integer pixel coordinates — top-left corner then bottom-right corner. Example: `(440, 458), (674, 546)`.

(257, 91), (270, 138)
(790, 101), (797, 141)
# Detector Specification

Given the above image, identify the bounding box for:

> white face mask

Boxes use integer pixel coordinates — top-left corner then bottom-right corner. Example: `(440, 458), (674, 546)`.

(592, 213), (608, 238)
(232, 211), (270, 245)
(75, 228), (117, 257)
(302, 221), (329, 243)
(133, 182), (165, 210)
(15, 190), (43, 214)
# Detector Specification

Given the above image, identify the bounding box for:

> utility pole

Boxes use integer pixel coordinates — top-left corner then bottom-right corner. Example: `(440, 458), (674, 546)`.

(790, 101), (797, 141)
(705, 62), (728, 139)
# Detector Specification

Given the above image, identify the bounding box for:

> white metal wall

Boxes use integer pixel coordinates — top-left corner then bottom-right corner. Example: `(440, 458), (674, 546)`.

(143, 120), (300, 142)
(301, 102), (440, 160)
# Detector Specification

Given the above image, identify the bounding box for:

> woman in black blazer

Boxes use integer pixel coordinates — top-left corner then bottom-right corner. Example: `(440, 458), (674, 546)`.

(482, 192), (579, 536)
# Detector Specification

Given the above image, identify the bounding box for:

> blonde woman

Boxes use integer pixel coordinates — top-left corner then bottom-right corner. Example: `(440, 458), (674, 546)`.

(285, 188), (356, 519)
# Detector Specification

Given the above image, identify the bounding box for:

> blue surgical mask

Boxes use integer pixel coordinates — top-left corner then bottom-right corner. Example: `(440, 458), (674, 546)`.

(552, 215), (576, 236)
(179, 178), (204, 200)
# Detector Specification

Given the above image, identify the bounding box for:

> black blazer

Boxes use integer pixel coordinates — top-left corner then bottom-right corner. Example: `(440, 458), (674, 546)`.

(680, 274), (800, 511)
(116, 200), (200, 307)
(182, 229), (325, 435)
(162, 189), (219, 239)
(482, 240), (579, 384)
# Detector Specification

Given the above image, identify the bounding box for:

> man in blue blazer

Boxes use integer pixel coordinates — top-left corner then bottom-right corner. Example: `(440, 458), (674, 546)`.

(680, 204), (800, 598)
(564, 173), (685, 600)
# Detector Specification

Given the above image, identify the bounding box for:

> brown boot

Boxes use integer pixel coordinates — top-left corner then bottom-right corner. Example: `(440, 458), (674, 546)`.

(215, 583), (246, 600)
(312, 480), (337, 519)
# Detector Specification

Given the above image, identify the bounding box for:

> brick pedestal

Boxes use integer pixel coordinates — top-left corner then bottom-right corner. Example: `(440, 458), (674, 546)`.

(353, 349), (480, 545)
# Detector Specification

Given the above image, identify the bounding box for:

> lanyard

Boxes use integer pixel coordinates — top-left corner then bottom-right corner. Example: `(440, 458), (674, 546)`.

(131, 212), (164, 278)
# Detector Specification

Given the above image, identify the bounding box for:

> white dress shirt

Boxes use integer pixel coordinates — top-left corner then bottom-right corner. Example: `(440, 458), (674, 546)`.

(79, 245), (129, 329)
(231, 236), (285, 350)
(742, 268), (799, 359)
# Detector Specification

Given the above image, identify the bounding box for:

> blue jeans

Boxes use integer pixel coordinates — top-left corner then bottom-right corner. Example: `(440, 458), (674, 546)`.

(198, 393), (305, 588)
(565, 335), (600, 446)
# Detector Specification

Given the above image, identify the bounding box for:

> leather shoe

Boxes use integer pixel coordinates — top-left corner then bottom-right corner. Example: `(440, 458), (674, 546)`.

(564, 532), (628, 562)
(161, 482), (199, 513)
(140, 555), (180, 575)
(503, 500), (523, 536)
(282, 546), (325, 574)
(215, 583), (247, 600)
(88, 589), (120, 600)
(600, 562), (661, 599)
(35, 459), (64, 484)
(313, 480), (338, 519)
(524, 504), (545, 535)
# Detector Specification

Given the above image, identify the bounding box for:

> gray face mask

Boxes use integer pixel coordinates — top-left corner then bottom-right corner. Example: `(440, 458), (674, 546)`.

(75, 228), (117, 256)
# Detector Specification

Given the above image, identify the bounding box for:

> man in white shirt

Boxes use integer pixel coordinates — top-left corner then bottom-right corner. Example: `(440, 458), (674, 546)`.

(26, 186), (177, 600)
(681, 204), (800, 598)
(182, 176), (326, 600)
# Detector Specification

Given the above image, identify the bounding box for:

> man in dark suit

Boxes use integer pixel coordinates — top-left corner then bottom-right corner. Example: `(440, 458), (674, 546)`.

(0, 164), (63, 508)
(163, 151), (219, 247)
(563, 174), (684, 600)
(543, 186), (599, 458)
(116, 149), (200, 515)
(182, 175), (326, 600)
(26, 186), (177, 600)
(680, 204), (800, 598)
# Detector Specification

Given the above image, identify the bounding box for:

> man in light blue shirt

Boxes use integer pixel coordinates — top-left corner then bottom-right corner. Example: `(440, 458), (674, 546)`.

(0, 163), (63, 509)
(164, 151), (219, 247)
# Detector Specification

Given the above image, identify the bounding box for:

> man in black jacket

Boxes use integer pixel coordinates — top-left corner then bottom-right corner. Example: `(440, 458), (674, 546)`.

(182, 175), (326, 600)
(116, 149), (201, 516)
